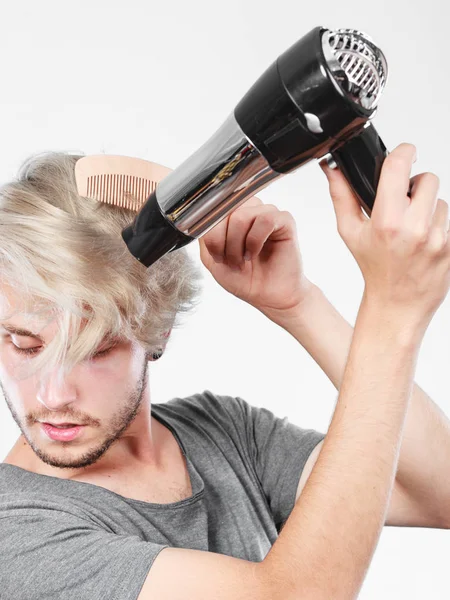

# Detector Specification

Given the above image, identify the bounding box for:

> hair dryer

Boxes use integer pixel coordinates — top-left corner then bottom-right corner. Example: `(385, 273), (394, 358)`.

(122, 26), (389, 268)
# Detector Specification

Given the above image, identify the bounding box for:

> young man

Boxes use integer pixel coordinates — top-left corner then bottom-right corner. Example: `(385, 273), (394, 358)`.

(0, 143), (449, 599)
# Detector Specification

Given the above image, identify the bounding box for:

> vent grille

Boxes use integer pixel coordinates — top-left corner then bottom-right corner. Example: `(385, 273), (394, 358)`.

(323, 29), (388, 110)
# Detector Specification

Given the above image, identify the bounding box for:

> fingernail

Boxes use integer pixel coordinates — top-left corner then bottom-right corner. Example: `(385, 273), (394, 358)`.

(319, 158), (329, 171)
(211, 253), (224, 263)
(244, 251), (252, 261)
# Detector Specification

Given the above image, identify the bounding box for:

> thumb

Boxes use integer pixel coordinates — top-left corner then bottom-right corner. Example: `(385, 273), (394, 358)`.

(319, 160), (367, 231)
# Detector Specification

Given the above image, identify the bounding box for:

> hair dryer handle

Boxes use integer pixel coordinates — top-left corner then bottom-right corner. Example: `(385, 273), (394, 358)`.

(330, 123), (388, 217)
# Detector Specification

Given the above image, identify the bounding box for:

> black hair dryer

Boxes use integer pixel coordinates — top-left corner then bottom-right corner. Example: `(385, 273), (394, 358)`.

(122, 27), (389, 267)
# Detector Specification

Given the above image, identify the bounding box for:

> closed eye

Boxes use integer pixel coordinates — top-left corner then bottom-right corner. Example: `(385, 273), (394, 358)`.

(11, 344), (117, 359)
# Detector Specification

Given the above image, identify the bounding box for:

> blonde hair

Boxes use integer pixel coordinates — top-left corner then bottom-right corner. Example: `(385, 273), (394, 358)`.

(0, 151), (203, 385)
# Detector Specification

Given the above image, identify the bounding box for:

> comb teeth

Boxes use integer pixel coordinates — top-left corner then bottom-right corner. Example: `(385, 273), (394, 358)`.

(87, 174), (158, 211)
(74, 155), (173, 212)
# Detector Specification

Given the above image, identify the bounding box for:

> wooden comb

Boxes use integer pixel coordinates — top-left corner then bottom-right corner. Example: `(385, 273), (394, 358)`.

(75, 155), (173, 211)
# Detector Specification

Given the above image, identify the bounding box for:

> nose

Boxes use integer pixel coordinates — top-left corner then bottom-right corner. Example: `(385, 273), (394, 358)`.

(36, 369), (78, 411)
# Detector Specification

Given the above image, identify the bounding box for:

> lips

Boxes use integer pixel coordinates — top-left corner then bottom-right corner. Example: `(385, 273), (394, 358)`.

(46, 423), (81, 428)
(41, 422), (85, 441)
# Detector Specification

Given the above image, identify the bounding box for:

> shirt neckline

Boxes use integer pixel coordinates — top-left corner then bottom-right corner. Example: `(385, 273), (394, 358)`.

(0, 405), (205, 510)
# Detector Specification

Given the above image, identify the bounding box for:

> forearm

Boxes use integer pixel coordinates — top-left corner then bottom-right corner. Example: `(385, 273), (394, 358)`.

(264, 299), (421, 600)
(275, 282), (450, 526)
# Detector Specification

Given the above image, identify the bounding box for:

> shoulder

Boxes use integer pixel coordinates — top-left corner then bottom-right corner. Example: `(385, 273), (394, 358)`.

(153, 389), (247, 425)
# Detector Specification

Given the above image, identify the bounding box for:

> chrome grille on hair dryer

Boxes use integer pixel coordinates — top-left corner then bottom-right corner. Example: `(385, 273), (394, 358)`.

(322, 29), (388, 109)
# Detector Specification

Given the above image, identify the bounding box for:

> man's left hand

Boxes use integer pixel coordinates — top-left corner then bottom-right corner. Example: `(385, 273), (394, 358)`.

(198, 195), (313, 321)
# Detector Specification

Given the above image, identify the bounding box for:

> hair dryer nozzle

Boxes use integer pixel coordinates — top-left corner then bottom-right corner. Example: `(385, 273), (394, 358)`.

(322, 29), (388, 110)
(121, 191), (193, 267)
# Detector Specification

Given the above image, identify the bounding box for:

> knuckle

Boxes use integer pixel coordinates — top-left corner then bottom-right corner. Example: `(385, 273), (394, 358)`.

(428, 233), (448, 254)
(230, 211), (247, 227)
(410, 226), (429, 245)
(424, 172), (440, 188)
(396, 142), (417, 156)
(373, 220), (400, 238)
(280, 210), (296, 225)
(384, 144), (416, 169)
(258, 212), (275, 227)
(410, 172), (440, 195)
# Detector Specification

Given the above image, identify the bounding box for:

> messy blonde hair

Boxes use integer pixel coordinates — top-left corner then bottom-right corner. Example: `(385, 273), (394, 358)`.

(0, 151), (203, 385)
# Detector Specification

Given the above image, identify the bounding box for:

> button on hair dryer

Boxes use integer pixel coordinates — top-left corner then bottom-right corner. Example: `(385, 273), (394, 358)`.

(122, 27), (389, 267)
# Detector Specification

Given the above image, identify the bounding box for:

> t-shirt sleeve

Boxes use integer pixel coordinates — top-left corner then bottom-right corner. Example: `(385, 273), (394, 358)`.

(0, 508), (169, 600)
(218, 393), (326, 531)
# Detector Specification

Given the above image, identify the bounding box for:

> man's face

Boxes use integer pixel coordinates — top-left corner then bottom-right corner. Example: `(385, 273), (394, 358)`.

(0, 286), (151, 471)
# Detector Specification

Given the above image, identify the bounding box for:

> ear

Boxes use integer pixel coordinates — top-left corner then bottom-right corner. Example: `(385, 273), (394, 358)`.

(149, 328), (172, 361)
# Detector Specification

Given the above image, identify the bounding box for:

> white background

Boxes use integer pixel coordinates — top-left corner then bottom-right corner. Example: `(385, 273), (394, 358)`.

(0, 1), (448, 598)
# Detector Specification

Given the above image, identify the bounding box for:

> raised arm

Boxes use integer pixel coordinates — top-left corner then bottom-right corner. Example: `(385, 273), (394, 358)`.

(261, 144), (449, 598)
(139, 143), (448, 600)
(139, 304), (423, 600)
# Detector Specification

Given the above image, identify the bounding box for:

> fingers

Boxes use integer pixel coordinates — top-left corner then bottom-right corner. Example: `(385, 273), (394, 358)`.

(404, 172), (440, 231)
(200, 216), (229, 261)
(373, 143), (417, 226)
(200, 195), (263, 261)
(200, 200), (294, 269)
(428, 199), (449, 254)
(319, 160), (367, 238)
(244, 208), (295, 260)
(224, 204), (279, 267)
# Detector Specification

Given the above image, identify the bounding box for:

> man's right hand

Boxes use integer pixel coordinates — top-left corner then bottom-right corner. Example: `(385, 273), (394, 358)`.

(321, 143), (450, 340)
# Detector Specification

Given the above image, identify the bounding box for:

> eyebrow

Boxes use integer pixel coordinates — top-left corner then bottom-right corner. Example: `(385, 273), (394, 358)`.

(0, 325), (45, 343)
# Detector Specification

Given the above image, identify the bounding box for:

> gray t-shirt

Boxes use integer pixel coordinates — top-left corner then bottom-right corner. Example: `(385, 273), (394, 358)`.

(0, 389), (325, 600)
